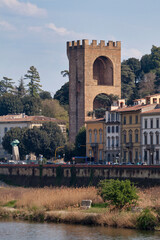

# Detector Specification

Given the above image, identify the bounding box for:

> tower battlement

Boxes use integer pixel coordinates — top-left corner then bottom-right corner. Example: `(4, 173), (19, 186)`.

(67, 39), (121, 51)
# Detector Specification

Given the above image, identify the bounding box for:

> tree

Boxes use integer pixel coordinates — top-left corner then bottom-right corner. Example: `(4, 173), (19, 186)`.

(23, 127), (50, 157)
(121, 64), (136, 104)
(98, 179), (138, 209)
(22, 96), (42, 116)
(2, 127), (27, 157)
(39, 91), (52, 100)
(64, 142), (75, 162)
(123, 58), (141, 83)
(41, 99), (69, 123)
(74, 126), (86, 156)
(40, 122), (66, 158)
(61, 70), (69, 78)
(16, 77), (26, 98)
(54, 82), (69, 106)
(0, 94), (23, 116)
(0, 77), (15, 95)
(25, 66), (42, 97)
(139, 72), (156, 97)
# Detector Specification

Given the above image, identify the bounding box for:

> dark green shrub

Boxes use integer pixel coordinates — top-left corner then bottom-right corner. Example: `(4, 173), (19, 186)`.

(136, 208), (157, 230)
(98, 179), (138, 209)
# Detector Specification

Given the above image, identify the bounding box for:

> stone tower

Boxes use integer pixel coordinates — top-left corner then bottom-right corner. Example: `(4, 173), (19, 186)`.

(67, 39), (121, 142)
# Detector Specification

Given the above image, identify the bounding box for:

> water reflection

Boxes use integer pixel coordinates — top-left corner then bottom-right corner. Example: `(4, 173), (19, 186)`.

(0, 221), (160, 240)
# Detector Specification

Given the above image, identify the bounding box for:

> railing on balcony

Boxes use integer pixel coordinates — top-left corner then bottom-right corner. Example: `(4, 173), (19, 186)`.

(125, 142), (133, 148)
(90, 143), (98, 148)
(146, 144), (155, 151)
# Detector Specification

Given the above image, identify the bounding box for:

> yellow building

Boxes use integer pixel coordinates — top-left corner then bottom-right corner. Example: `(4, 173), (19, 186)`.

(85, 118), (105, 162)
(118, 104), (156, 163)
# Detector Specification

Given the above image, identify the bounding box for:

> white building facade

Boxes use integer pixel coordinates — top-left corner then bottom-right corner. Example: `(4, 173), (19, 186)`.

(141, 109), (160, 165)
(105, 110), (121, 163)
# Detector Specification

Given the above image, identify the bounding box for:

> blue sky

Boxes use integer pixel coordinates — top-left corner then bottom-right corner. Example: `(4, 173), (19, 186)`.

(0, 0), (160, 94)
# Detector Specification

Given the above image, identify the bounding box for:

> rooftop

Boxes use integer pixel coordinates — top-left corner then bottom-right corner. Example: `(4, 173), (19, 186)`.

(0, 114), (66, 124)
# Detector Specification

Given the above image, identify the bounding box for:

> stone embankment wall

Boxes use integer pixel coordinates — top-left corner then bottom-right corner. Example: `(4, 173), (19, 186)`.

(0, 164), (160, 187)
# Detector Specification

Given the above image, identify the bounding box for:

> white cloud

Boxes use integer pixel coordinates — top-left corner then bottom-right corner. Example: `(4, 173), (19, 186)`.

(0, 20), (15, 30)
(122, 47), (142, 60)
(0, 0), (47, 17)
(46, 23), (71, 36)
(46, 23), (92, 39)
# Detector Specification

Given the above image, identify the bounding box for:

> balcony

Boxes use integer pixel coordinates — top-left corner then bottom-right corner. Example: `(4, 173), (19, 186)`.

(146, 144), (155, 151)
(125, 142), (133, 148)
(90, 143), (98, 148)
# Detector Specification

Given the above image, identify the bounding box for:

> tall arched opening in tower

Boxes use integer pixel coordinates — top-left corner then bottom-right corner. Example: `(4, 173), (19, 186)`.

(93, 56), (113, 86)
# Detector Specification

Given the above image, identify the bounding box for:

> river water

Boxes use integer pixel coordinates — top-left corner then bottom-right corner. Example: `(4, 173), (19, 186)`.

(0, 221), (160, 240)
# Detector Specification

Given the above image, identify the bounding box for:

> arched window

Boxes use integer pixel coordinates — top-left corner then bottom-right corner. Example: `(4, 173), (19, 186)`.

(112, 137), (114, 148)
(123, 130), (126, 143)
(94, 129), (97, 143)
(129, 130), (132, 143)
(89, 129), (92, 144)
(99, 129), (102, 144)
(135, 129), (139, 143)
(108, 137), (110, 148)
(150, 132), (153, 145)
(144, 132), (148, 145)
(156, 131), (159, 145)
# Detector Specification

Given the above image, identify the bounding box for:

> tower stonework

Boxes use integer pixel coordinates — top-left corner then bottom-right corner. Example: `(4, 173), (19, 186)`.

(67, 39), (121, 142)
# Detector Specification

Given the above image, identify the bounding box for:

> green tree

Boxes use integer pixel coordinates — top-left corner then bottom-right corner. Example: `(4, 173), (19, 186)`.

(2, 127), (27, 158)
(40, 122), (66, 158)
(0, 94), (23, 115)
(25, 66), (42, 97)
(22, 96), (42, 116)
(121, 64), (136, 104)
(98, 179), (138, 209)
(74, 126), (86, 156)
(64, 142), (75, 162)
(16, 77), (26, 98)
(23, 127), (50, 157)
(1, 77), (15, 94)
(54, 82), (69, 106)
(39, 91), (52, 100)
(123, 58), (141, 83)
(41, 99), (69, 124)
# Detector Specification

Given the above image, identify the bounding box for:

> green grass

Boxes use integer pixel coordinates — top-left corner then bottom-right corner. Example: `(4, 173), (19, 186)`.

(91, 203), (109, 208)
(3, 200), (17, 208)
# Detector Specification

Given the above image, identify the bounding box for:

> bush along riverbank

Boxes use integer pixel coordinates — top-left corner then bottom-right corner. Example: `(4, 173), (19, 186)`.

(0, 180), (160, 230)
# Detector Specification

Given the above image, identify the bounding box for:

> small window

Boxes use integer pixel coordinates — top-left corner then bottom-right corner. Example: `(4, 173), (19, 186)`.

(4, 127), (8, 133)
(124, 116), (126, 125)
(116, 126), (119, 133)
(129, 116), (132, 124)
(145, 119), (147, 129)
(157, 119), (159, 128)
(144, 134), (147, 145)
(112, 126), (114, 133)
(156, 150), (159, 162)
(144, 150), (147, 161)
(135, 115), (138, 124)
(135, 133), (138, 143)
(108, 126), (110, 133)
(150, 119), (153, 129)
(156, 134), (159, 145)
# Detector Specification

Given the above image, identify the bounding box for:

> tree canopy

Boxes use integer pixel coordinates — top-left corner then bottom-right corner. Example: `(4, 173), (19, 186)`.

(25, 66), (42, 97)
(2, 122), (66, 159)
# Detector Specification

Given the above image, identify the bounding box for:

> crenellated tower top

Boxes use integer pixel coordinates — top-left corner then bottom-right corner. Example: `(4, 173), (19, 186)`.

(67, 39), (121, 53)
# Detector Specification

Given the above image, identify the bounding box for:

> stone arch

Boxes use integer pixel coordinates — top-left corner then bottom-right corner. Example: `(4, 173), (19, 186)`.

(93, 56), (113, 85)
(93, 93), (112, 110)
